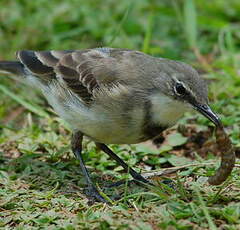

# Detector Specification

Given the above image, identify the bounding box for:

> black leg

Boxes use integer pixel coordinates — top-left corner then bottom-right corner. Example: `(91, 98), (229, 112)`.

(96, 143), (150, 185)
(71, 131), (107, 203)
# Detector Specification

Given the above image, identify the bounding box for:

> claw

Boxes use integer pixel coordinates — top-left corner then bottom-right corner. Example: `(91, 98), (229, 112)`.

(85, 186), (109, 204)
(105, 177), (152, 188)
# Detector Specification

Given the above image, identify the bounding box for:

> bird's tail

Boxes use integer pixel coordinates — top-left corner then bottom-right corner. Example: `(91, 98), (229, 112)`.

(0, 61), (25, 76)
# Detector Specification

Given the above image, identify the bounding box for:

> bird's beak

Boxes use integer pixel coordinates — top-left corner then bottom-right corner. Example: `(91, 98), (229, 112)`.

(194, 104), (222, 127)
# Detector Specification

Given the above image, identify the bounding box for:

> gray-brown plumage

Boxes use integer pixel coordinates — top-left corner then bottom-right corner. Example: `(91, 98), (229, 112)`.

(10, 48), (208, 143)
(0, 47), (223, 203)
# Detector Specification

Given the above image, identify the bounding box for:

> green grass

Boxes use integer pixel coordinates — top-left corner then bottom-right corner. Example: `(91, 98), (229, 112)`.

(0, 0), (240, 229)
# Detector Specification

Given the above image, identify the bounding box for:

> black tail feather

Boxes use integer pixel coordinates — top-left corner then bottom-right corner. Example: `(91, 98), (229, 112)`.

(0, 61), (25, 75)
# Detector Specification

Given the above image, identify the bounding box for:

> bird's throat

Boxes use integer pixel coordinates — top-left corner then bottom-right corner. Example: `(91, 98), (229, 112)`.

(150, 93), (189, 127)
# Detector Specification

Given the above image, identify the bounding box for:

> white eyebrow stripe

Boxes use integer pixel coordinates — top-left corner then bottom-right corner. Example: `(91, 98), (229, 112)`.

(173, 78), (196, 98)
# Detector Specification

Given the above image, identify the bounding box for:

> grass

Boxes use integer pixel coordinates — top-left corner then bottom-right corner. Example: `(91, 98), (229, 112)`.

(0, 0), (240, 229)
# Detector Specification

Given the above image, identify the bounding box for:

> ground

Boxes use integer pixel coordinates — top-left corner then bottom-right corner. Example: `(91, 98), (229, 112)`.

(0, 0), (240, 229)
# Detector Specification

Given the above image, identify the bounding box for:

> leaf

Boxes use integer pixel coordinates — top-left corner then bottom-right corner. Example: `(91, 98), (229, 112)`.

(166, 133), (188, 147)
(135, 144), (159, 154)
(158, 144), (173, 153)
(166, 155), (192, 167)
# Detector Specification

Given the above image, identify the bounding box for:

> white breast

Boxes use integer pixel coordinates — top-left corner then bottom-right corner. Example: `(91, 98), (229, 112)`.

(150, 93), (189, 127)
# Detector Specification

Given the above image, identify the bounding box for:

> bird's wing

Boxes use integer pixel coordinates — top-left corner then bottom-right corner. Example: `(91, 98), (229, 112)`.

(16, 48), (137, 104)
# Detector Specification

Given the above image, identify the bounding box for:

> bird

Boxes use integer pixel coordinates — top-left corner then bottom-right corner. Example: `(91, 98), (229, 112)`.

(0, 47), (221, 203)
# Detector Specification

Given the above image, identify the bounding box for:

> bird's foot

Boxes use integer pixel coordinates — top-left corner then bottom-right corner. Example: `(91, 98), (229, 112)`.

(105, 177), (152, 188)
(85, 185), (109, 204)
(104, 177), (175, 189)
(132, 173), (151, 185)
(104, 179), (133, 188)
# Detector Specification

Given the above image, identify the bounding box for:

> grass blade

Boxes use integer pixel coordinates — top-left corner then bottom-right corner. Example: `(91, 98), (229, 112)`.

(142, 13), (154, 53)
(183, 0), (197, 48)
(0, 84), (49, 118)
(107, 3), (132, 46)
(195, 186), (218, 230)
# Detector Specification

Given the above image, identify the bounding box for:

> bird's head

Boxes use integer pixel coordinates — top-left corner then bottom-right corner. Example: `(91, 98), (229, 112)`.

(153, 60), (221, 127)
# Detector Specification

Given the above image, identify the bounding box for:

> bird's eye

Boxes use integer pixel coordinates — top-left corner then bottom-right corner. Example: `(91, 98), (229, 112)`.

(175, 82), (186, 95)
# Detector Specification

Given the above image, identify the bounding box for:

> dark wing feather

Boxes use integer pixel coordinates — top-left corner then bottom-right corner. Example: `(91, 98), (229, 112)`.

(17, 50), (53, 76)
(60, 51), (99, 92)
(16, 48), (139, 104)
(55, 48), (129, 102)
(16, 50), (74, 81)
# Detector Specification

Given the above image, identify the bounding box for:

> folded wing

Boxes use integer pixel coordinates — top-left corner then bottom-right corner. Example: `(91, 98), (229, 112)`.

(17, 48), (134, 104)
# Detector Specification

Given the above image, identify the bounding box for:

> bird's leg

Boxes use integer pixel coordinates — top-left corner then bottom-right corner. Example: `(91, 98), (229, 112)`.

(95, 143), (151, 187)
(71, 131), (107, 203)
